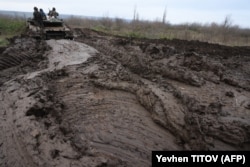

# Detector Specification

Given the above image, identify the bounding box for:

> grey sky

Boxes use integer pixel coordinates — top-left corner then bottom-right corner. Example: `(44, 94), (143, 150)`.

(0, 0), (249, 28)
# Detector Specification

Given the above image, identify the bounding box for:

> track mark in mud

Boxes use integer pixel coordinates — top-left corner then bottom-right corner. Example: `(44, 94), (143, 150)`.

(75, 29), (250, 150)
(0, 38), (47, 71)
(46, 39), (97, 70)
(0, 39), (100, 167)
(52, 74), (181, 166)
(25, 39), (98, 79)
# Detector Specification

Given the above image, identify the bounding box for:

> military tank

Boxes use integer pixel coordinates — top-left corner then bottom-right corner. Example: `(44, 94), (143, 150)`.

(27, 17), (73, 40)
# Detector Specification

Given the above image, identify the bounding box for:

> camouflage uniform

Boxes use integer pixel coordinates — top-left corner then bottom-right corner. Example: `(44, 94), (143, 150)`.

(48, 8), (59, 18)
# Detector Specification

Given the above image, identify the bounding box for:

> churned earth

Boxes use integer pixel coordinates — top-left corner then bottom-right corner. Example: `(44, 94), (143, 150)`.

(0, 29), (250, 167)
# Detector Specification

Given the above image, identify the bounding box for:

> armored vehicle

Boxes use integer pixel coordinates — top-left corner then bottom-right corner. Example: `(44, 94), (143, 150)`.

(27, 18), (73, 40)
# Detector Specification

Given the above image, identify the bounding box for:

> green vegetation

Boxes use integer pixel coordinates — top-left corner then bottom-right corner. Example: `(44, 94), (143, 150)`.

(0, 14), (26, 46)
(65, 16), (250, 46)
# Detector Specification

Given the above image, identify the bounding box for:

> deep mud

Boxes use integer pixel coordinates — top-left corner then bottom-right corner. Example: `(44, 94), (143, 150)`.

(0, 29), (250, 167)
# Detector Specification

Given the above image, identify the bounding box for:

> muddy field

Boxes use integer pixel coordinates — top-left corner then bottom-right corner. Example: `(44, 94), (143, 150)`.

(0, 29), (250, 167)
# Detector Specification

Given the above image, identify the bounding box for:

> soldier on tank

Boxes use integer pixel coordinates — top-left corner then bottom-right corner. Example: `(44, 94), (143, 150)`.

(40, 8), (47, 20)
(33, 7), (44, 28)
(48, 7), (59, 18)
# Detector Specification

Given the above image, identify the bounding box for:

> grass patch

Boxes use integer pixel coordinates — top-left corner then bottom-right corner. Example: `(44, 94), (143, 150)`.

(0, 14), (26, 46)
(0, 37), (9, 46)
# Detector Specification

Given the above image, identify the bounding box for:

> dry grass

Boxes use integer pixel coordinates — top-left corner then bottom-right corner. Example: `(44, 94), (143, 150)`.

(65, 16), (250, 46)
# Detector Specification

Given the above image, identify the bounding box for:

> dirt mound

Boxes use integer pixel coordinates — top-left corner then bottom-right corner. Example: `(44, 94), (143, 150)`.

(0, 29), (249, 167)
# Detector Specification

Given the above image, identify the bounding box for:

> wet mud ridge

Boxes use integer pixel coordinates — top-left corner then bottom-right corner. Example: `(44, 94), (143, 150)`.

(0, 29), (250, 166)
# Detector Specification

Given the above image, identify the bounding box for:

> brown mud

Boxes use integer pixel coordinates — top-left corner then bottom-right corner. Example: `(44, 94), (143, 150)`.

(0, 29), (250, 167)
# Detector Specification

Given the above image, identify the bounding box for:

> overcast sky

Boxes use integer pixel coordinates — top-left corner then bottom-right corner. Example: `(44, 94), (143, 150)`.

(0, 0), (249, 28)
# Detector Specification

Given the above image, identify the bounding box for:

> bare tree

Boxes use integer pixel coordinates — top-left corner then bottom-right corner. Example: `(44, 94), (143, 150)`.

(162, 6), (167, 24)
(222, 14), (233, 43)
(223, 14), (232, 29)
(133, 5), (139, 21)
(133, 5), (137, 21)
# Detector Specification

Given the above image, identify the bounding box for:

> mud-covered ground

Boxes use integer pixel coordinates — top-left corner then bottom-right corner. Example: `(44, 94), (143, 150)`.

(0, 29), (250, 167)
